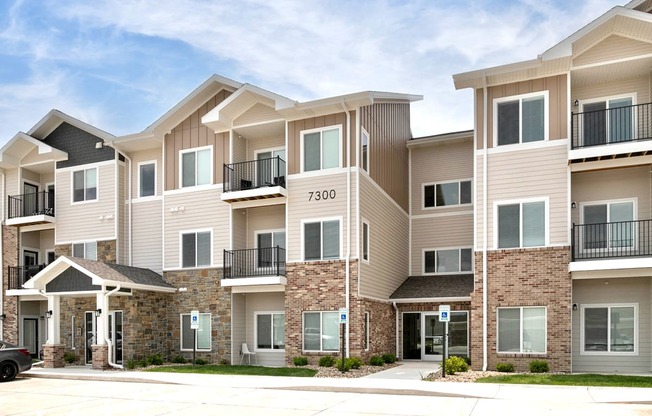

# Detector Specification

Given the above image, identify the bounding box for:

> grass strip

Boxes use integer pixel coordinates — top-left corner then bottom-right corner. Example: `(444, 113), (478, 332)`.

(476, 373), (652, 388)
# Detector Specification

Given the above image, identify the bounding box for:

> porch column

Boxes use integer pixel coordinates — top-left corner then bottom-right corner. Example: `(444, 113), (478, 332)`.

(95, 292), (106, 345)
(46, 295), (60, 344)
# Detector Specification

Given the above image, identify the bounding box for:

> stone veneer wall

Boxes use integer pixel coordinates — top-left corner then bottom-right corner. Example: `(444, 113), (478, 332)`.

(55, 240), (116, 263)
(471, 247), (571, 372)
(2, 226), (18, 343)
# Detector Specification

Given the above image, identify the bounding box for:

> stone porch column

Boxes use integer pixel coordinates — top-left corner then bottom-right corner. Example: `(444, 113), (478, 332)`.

(43, 344), (65, 368)
(91, 344), (109, 370)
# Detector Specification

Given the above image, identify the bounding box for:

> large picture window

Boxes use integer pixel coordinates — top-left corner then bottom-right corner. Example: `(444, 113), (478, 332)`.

(497, 307), (546, 353)
(181, 230), (211, 268)
(495, 93), (547, 146)
(497, 200), (546, 249)
(303, 311), (339, 352)
(303, 219), (340, 261)
(255, 312), (285, 350)
(582, 304), (637, 354)
(72, 168), (97, 202)
(180, 313), (211, 351)
(302, 126), (341, 172)
(181, 147), (212, 188)
(424, 248), (472, 274)
(423, 180), (471, 208)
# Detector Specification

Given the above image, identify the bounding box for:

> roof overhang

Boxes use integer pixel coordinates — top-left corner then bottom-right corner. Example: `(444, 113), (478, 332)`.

(107, 131), (161, 152)
(391, 296), (471, 304)
(0, 132), (68, 169)
(27, 109), (114, 142)
(407, 130), (474, 148)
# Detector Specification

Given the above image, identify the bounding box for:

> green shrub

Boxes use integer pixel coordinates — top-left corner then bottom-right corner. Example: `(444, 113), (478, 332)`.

(146, 354), (164, 366)
(348, 357), (363, 369)
(171, 355), (186, 364)
(334, 358), (352, 372)
(529, 360), (549, 373)
(219, 358), (229, 366)
(496, 362), (515, 373)
(293, 356), (309, 366)
(194, 358), (208, 365)
(126, 359), (143, 370)
(319, 356), (336, 367)
(444, 356), (469, 375)
(369, 355), (385, 366)
(382, 353), (397, 364)
(464, 356), (471, 366)
(63, 352), (76, 364)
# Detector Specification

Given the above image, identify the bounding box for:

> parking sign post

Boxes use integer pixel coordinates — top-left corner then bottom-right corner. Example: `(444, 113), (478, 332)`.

(339, 308), (348, 373)
(439, 305), (450, 378)
(190, 310), (199, 367)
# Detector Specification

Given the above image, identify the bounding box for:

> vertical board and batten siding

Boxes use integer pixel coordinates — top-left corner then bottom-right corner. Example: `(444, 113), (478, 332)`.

(55, 163), (116, 243)
(286, 172), (357, 262)
(410, 216), (473, 276)
(163, 189), (230, 269)
(410, 138), (473, 216)
(164, 91), (231, 191)
(572, 75), (650, 105)
(246, 205), (285, 248)
(571, 166), (651, 224)
(360, 103), (411, 211)
(131, 200), (162, 272)
(244, 292), (285, 367)
(232, 208), (247, 250)
(572, 278), (651, 373)
(246, 137), (285, 161)
(475, 143), (569, 250)
(287, 112), (355, 175)
(358, 174), (408, 299)
(130, 147), (163, 199)
(477, 74), (568, 149)
(231, 293), (246, 364)
(233, 103), (280, 127)
(573, 35), (652, 68)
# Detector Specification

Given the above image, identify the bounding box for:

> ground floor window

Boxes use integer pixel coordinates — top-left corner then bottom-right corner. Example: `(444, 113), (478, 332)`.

(581, 304), (637, 354)
(180, 313), (211, 351)
(497, 306), (546, 353)
(363, 311), (370, 351)
(303, 311), (339, 352)
(255, 312), (285, 350)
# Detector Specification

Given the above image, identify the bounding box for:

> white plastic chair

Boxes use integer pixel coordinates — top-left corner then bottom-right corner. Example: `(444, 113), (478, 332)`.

(240, 343), (256, 365)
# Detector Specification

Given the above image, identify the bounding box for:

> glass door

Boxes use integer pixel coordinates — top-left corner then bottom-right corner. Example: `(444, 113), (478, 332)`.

(22, 318), (38, 358)
(424, 314), (444, 361)
(23, 183), (38, 216)
(256, 231), (286, 268)
(85, 312), (96, 365)
(108, 311), (123, 365)
(402, 313), (421, 360)
(256, 149), (286, 188)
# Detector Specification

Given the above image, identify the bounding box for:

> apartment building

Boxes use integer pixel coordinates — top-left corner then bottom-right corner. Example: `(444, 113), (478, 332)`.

(454, 0), (652, 372)
(0, 75), (422, 368)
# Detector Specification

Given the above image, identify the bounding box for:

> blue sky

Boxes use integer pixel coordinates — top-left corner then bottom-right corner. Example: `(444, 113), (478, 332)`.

(0, 0), (617, 143)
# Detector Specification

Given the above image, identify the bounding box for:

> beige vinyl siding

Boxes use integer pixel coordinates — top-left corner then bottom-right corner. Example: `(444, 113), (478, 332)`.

(359, 174), (408, 299)
(410, 215), (473, 276)
(286, 172), (357, 262)
(130, 148), (163, 199)
(22, 169), (39, 184)
(246, 205), (285, 248)
(572, 277), (651, 373)
(231, 293), (246, 364)
(574, 35), (652, 68)
(246, 137), (285, 162)
(118, 163), (126, 264)
(360, 103), (412, 211)
(476, 143), (568, 249)
(55, 163), (116, 243)
(132, 199), (162, 272)
(244, 292), (285, 367)
(163, 188), (230, 269)
(40, 229), (54, 255)
(21, 231), (39, 249)
(234, 103), (280, 127)
(232, 134), (246, 164)
(6, 169), (19, 204)
(572, 75), (649, 105)
(571, 166), (651, 224)
(232, 208), (247, 250)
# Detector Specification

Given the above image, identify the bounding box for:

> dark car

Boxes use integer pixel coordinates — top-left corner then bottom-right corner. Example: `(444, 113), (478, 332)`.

(0, 341), (32, 382)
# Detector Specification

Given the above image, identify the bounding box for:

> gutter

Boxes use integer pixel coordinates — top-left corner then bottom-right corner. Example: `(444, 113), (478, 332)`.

(344, 102), (351, 358)
(392, 302), (399, 358)
(482, 74), (489, 372)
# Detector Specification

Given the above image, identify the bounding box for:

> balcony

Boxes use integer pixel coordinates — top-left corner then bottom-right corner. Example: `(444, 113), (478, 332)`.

(571, 219), (652, 261)
(223, 247), (286, 287)
(7, 191), (55, 226)
(222, 157), (287, 203)
(7, 265), (46, 290)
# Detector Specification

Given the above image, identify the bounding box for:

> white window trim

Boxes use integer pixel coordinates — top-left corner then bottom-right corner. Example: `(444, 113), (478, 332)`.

(493, 91), (549, 148)
(299, 125), (343, 173)
(422, 247), (473, 275)
(138, 160), (157, 198)
(179, 228), (213, 269)
(422, 178), (473, 210)
(361, 127), (369, 174)
(364, 311), (370, 352)
(71, 167), (99, 205)
(72, 241), (98, 261)
(579, 198), (638, 252)
(577, 94), (638, 146)
(362, 219), (370, 264)
(254, 311), (285, 352)
(496, 306), (547, 354)
(580, 303), (638, 356)
(493, 197), (549, 249)
(179, 145), (214, 188)
(300, 216), (343, 261)
(254, 229), (286, 269)
(302, 311), (339, 352)
(180, 313), (212, 352)
(253, 146), (286, 160)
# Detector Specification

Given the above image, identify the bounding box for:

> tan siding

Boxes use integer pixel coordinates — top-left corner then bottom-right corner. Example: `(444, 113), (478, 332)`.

(232, 134), (246, 164)
(244, 293), (285, 366)
(118, 163), (126, 264)
(40, 229), (54, 254)
(246, 137), (285, 161)
(361, 103), (411, 211)
(231, 293), (246, 364)
(55, 164), (116, 243)
(6, 169), (19, 202)
(574, 35), (652, 67)
(232, 208), (247, 250)
(572, 75), (649, 105)
(410, 215), (473, 275)
(359, 174), (408, 299)
(132, 199), (162, 272)
(130, 148), (163, 199)
(21, 231), (39, 249)
(246, 204), (285, 247)
(234, 103), (280, 126)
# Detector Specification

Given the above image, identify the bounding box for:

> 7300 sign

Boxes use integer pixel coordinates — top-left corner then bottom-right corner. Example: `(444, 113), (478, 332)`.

(309, 189), (336, 201)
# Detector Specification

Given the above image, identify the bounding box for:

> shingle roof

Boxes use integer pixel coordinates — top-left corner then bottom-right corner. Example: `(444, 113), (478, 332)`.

(390, 275), (474, 300)
(64, 257), (173, 290)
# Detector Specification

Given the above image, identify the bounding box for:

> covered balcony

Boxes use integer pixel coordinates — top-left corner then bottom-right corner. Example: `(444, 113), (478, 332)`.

(7, 191), (55, 226)
(571, 219), (652, 261)
(222, 247), (286, 287)
(222, 156), (287, 203)
(7, 264), (46, 290)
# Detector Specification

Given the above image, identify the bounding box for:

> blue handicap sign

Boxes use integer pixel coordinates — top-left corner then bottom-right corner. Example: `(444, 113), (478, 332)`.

(441, 312), (448, 319)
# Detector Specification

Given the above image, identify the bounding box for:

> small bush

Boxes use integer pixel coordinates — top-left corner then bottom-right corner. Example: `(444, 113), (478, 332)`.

(126, 359), (144, 370)
(293, 356), (309, 366)
(369, 355), (385, 366)
(219, 358), (229, 366)
(382, 353), (397, 364)
(334, 358), (352, 372)
(464, 356), (471, 366)
(146, 354), (164, 366)
(319, 356), (336, 367)
(444, 356), (469, 375)
(194, 358), (208, 365)
(63, 352), (76, 364)
(171, 355), (186, 364)
(348, 356), (364, 369)
(529, 360), (549, 373)
(496, 362), (515, 373)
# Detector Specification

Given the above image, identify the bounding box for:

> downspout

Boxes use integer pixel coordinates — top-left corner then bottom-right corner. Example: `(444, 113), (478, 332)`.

(392, 302), (399, 358)
(107, 143), (133, 266)
(0, 170), (4, 340)
(482, 74), (489, 372)
(104, 285), (121, 369)
(344, 102), (351, 358)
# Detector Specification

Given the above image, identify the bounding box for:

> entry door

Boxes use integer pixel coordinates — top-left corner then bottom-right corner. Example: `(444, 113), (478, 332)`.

(23, 183), (38, 216)
(402, 313), (421, 360)
(23, 250), (39, 284)
(85, 312), (96, 365)
(423, 314), (444, 361)
(108, 311), (123, 365)
(23, 318), (39, 358)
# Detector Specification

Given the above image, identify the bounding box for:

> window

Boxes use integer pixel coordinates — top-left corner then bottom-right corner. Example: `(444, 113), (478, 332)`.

(582, 304), (636, 354)
(581, 96), (634, 146)
(255, 312), (285, 350)
(363, 311), (370, 351)
(362, 220), (369, 263)
(497, 307), (546, 353)
(302, 126), (341, 172)
(139, 162), (156, 197)
(180, 313), (211, 351)
(72, 168), (97, 202)
(256, 231), (286, 268)
(496, 93), (546, 146)
(181, 231), (211, 268)
(181, 147), (212, 188)
(72, 242), (97, 260)
(303, 311), (339, 351)
(424, 181), (471, 208)
(424, 248), (472, 274)
(497, 200), (545, 249)
(304, 219), (340, 261)
(581, 200), (635, 250)
(361, 128), (369, 172)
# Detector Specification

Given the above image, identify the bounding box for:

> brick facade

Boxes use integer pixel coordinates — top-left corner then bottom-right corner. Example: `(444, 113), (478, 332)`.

(472, 247), (571, 372)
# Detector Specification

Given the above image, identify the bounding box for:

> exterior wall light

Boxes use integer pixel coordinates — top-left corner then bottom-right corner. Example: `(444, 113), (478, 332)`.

(46, 310), (53, 318)
(95, 309), (102, 317)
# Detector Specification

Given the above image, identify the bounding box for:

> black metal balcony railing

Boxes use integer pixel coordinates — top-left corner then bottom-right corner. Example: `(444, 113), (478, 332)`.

(572, 219), (652, 261)
(8, 264), (46, 290)
(223, 157), (286, 192)
(223, 247), (286, 279)
(571, 102), (652, 149)
(8, 191), (55, 219)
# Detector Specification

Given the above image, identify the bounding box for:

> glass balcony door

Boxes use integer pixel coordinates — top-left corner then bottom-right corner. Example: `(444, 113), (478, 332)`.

(582, 98), (633, 146)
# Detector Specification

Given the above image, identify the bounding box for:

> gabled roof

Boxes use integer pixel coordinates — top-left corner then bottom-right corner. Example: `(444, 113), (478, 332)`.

(390, 275), (473, 302)
(407, 129), (473, 148)
(28, 109), (114, 142)
(0, 132), (67, 169)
